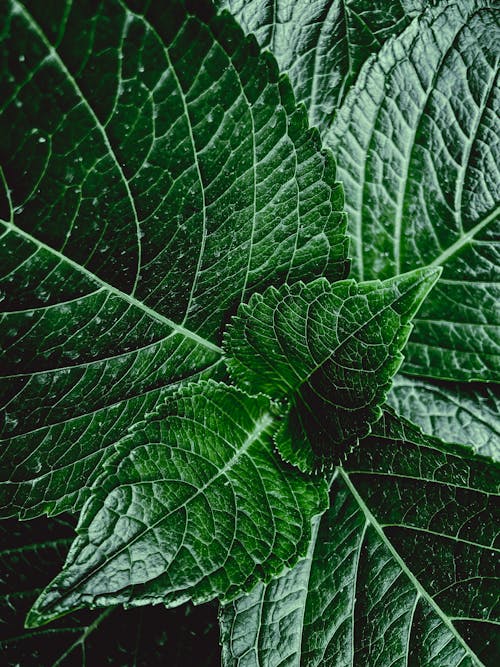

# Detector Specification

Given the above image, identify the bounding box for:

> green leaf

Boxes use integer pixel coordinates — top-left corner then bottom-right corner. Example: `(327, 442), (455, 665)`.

(0, 516), (221, 666)
(26, 381), (328, 627)
(220, 412), (500, 667)
(0, 0), (347, 519)
(328, 0), (500, 381)
(388, 375), (500, 460)
(215, 0), (432, 133)
(225, 268), (440, 471)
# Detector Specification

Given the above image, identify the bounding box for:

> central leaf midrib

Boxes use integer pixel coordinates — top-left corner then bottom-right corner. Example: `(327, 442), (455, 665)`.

(2, 220), (223, 354)
(339, 468), (486, 667)
(34, 409), (275, 619)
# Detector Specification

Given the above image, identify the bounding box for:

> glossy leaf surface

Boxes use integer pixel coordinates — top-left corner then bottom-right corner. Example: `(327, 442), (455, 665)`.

(226, 268), (439, 470)
(27, 382), (328, 626)
(220, 412), (500, 666)
(216, 0), (431, 132)
(2, 0), (498, 662)
(0, 0), (347, 519)
(328, 0), (500, 381)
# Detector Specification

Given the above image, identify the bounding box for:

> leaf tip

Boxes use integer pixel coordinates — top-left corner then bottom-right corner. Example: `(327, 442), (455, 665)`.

(421, 264), (442, 284)
(413, 264), (442, 301)
(24, 601), (51, 629)
(25, 580), (78, 630)
(388, 265), (442, 321)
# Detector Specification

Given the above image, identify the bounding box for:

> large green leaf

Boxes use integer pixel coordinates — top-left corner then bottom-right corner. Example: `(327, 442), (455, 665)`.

(328, 0), (500, 382)
(225, 268), (439, 471)
(389, 375), (500, 460)
(215, 0), (432, 133)
(26, 381), (328, 627)
(220, 412), (500, 666)
(0, 0), (347, 519)
(0, 516), (221, 666)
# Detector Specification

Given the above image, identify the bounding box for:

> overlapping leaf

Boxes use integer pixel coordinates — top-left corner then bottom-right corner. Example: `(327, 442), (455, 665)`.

(389, 375), (500, 460)
(216, 0), (433, 132)
(225, 268), (439, 470)
(0, 0), (347, 519)
(0, 517), (220, 666)
(2, 0), (499, 662)
(26, 381), (328, 627)
(220, 412), (500, 667)
(328, 0), (500, 381)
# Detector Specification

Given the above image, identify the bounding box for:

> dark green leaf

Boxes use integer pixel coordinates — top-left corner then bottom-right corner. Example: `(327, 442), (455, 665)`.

(0, 516), (221, 666)
(26, 381), (328, 627)
(215, 0), (432, 133)
(328, 0), (500, 381)
(220, 412), (500, 667)
(0, 0), (347, 519)
(388, 375), (500, 460)
(225, 268), (440, 471)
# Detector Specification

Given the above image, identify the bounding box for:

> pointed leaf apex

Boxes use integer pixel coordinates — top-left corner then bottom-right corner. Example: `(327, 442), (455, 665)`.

(394, 265), (441, 287)
(24, 605), (51, 629)
(25, 580), (77, 629)
(388, 266), (442, 322)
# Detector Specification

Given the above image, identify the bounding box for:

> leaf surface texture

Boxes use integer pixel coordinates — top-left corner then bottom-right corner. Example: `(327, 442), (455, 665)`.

(226, 269), (439, 470)
(388, 375), (500, 460)
(328, 0), (500, 381)
(215, 0), (431, 132)
(27, 382), (328, 626)
(220, 413), (500, 666)
(0, 0), (347, 518)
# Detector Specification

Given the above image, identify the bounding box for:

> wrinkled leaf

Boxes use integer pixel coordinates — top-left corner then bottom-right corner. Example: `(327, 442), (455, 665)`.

(328, 0), (500, 381)
(215, 0), (433, 132)
(0, 516), (220, 666)
(0, 0), (347, 519)
(220, 412), (500, 667)
(26, 381), (328, 627)
(225, 268), (440, 471)
(389, 375), (500, 460)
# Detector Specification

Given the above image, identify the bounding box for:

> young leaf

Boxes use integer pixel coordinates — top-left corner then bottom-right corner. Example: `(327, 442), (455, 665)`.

(328, 0), (500, 382)
(389, 375), (500, 460)
(0, 0), (347, 519)
(220, 412), (500, 667)
(225, 268), (440, 471)
(26, 381), (328, 627)
(0, 517), (221, 666)
(215, 0), (432, 132)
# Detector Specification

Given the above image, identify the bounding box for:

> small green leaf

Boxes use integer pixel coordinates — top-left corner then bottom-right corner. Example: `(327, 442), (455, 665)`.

(225, 268), (440, 471)
(220, 412), (500, 667)
(328, 0), (500, 381)
(26, 381), (328, 628)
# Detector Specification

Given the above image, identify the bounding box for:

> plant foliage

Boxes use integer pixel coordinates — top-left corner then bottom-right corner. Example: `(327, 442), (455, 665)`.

(1, 0), (498, 665)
